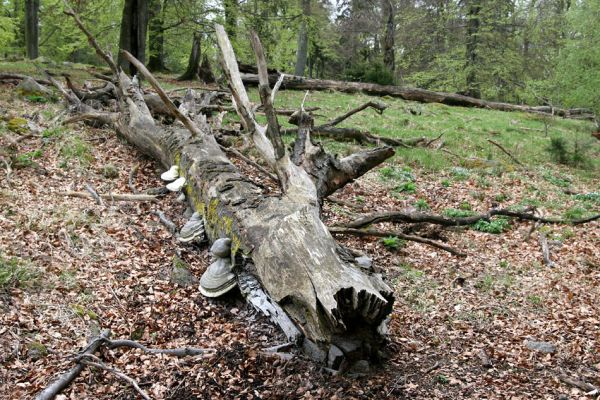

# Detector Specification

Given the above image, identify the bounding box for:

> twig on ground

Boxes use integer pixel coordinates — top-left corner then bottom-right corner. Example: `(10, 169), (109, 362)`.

(61, 191), (158, 202)
(85, 183), (103, 206)
(538, 229), (555, 267)
(79, 354), (151, 400)
(487, 139), (524, 167)
(425, 132), (445, 147)
(128, 163), (140, 194)
(152, 210), (177, 235)
(328, 226), (466, 257)
(557, 374), (598, 394)
(35, 329), (111, 400)
(106, 339), (214, 356)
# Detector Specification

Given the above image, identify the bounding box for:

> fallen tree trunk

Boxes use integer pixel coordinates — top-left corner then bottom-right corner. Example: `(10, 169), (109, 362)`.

(62, 7), (395, 369)
(241, 73), (595, 120)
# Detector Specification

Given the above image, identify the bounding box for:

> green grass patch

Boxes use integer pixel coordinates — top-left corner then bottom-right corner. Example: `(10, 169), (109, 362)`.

(59, 135), (93, 167)
(443, 208), (477, 218)
(472, 217), (511, 234)
(0, 254), (40, 290)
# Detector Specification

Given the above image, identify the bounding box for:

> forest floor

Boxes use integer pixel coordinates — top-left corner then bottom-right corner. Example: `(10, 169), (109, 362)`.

(0, 65), (599, 399)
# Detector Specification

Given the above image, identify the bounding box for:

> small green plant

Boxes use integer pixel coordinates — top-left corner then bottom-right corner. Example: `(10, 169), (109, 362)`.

(0, 255), (40, 290)
(381, 236), (403, 250)
(42, 127), (64, 139)
(542, 172), (571, 188)
(450, 166), (470, 181)
(563, 206), (586, 221)
(499, 260), (509, 268)
(475, 274), (495, 291)
(443, 208), (476, 218)
(546, 136), (591, 167)
(355, 195), (365, 204)
(459, 201), (472, 211)
(574, 192), (600, 203)
(436, 375), (449, 384)
(24, 94), (48, 103)
(526, 295), (543, 306)
(396, 181), (417, 194)
(101, 164), (119, 179)
(441, 179), (451, 188)
(414, 199), (430, 211)
(379, 166), (415, 182)
(494, 193), (510, 203)
(472, 217), (510, 234)
(13, 149), (43, 168)
(59, 136), (93, 167)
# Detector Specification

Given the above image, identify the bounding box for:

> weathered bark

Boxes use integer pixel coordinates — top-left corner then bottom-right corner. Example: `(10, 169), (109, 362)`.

(382, 0), (395, 75)
(240, 73), (596, 120)
(147, 0), (167, 72)
(177, 33), (202, 81)
(24, 0), (39, 59)
(294, 0), (311, 76)
(117, 0), (149, 75)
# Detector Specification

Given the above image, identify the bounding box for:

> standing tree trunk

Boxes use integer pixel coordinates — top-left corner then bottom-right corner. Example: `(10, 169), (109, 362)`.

(294, 0), (311, 76)
(465, 0), (481, 98)
(117, 0), (149, 76)
(147, 0), (167, 72)
(24, 0), (39, 59)
(177, 33), (201, 81)
(382, 0), (395, 76)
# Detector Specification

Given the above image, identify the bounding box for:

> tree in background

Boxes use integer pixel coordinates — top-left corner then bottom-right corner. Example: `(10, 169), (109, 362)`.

(555, 0), (600, 128)
(294, 0), (310, 75)
(24, 0), (39, 59)
(117, 0), (149, 75)
(381, 0), (395, 76)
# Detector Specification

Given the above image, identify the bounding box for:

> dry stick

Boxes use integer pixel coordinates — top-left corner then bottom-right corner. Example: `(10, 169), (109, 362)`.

(425, 131), (445, 147)
(152, 210), (177, 235)
(249, 31), (286, 160)
(557, 374), (598, 393)
(271, 73), (286, 103)
(79, 355), (151, 400)
(128, 163), (140, 194)
(321, 100), (388, 127)
(487, 139), (524, 167)
(106, 339), (213, 356)
(220, 145), (279, 183)
(35, 329), (111, 400)
(61, 191), (158, 202)
(538, 229), (555, 267)
(329, 227), (466, 257)
(120, 51), (203, 138)
(344, 208), (600, 229)
(84, 183), (103, 206)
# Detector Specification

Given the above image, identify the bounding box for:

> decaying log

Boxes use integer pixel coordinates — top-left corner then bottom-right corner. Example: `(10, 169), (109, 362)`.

(240, 73), (596, 120)
(61, 9), (395, 367)
(0, 73), (50, 85)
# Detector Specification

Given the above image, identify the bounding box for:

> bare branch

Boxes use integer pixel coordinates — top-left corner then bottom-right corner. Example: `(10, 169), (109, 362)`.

(329, 227), (466, 257)
(488, 139), (524, 167)
(120, 50), (203, 137)
(250, 31), (286, 160)
(321, 101), (388, 127)
(79, 356), (151, 400)
(60, 191), (158, 203)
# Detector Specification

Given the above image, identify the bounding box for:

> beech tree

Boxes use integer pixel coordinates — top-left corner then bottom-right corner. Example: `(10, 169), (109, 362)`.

(24, 0), (39, 59)
(117, 0), (148, 75)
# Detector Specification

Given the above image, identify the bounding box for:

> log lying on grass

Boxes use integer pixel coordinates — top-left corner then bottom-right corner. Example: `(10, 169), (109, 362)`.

(60, 8), (396, 368)
(241, 73), (596, 120)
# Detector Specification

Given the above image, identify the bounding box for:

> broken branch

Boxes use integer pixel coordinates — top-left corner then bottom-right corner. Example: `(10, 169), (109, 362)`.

(60, 191), (158, 202)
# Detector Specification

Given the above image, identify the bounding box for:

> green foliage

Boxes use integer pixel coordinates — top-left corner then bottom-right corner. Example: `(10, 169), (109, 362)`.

(24, 94), (49, 103)
(472, 217), (511, 234)
(42, 127), (65, 139)
(546, 136), (591, 167)
(394, 181), (416, 194)
(554, 0), (600, 118)
(574, 192), (600, 203)
(414, 199), (430, 211)
(381, 236), (403, 250)
(563, 206), (586, 221)
(379, 166), (415, 182)
(443, 208), (476, 218)
(0, 254), (40, 290)
(59, 136), (93, 167)
(14, 149), (43, 168)
(344, 61), (395, 85)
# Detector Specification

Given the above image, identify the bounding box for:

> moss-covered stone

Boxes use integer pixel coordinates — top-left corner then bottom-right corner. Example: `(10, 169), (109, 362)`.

(27, 341), (48, 361)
